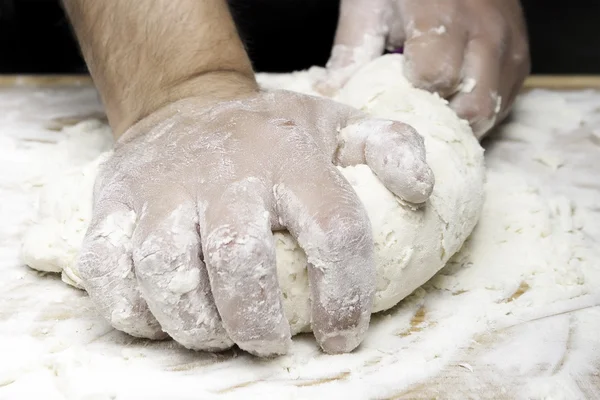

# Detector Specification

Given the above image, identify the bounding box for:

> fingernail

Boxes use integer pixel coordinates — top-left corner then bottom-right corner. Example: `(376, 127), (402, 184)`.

(239, 336), (292, 357)
(321, 330), (362, 354)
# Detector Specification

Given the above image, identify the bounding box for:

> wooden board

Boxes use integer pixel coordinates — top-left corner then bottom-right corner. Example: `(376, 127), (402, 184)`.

(1, 74), (600, 90)
(0, 75), (92, 87)
(523, 75), (600, 90)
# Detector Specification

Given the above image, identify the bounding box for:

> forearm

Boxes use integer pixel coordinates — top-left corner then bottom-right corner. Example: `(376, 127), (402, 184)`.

(63, 0), (257, 136)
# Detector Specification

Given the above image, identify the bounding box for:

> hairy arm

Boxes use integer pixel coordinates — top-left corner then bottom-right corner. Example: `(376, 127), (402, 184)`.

(62, 0), (258, 137)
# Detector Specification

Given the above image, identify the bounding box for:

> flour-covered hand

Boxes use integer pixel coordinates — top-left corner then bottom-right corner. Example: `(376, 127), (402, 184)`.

(76, 90), (434, 356)
(318, 0), (530, 138)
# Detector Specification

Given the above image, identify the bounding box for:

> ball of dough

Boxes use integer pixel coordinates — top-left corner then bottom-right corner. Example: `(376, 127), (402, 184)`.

(21, 55), (485, 335)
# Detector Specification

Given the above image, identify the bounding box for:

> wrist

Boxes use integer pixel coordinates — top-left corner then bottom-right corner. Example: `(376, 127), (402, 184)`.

(63, 0), (257, 137)
(111, 69), (259, 137)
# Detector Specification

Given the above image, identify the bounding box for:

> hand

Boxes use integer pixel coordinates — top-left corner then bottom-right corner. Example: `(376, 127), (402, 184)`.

(318, 0), (530, 138)
(77, 88), (434, 356)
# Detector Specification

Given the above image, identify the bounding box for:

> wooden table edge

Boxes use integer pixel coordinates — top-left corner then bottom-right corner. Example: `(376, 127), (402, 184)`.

(1, 74), (600, 90)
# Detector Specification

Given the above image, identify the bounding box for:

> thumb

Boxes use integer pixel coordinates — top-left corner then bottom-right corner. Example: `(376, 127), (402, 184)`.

(315, 0), (389, 96)
(337, 116), (435, 204)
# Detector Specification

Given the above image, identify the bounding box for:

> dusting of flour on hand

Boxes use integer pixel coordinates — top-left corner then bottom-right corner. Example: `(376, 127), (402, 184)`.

(21, 55), (485, 335)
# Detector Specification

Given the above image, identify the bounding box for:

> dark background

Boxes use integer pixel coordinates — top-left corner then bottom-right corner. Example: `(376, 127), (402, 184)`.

(0, 0), (598, 74)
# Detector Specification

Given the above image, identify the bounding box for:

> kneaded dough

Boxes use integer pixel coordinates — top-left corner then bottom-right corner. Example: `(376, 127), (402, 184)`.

(21, 55), (485, 335)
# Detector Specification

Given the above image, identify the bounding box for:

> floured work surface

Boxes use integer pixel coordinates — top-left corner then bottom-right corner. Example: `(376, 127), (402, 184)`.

(1, 77), (600, 399)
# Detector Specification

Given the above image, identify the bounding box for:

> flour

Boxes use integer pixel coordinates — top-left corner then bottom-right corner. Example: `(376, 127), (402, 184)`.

(21, 55), (485, 335)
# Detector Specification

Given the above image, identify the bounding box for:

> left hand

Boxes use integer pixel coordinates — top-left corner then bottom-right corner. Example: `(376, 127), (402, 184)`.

(77, 88), (434, 357)
(317, 0), (530, 139)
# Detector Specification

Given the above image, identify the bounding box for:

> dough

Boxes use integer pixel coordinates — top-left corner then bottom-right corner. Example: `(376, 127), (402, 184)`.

(21, 55), (485, 334)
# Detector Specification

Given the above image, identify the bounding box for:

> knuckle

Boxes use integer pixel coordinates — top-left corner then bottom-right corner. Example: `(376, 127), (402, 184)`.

(133, 236), (163, 270)
(134, 234), (197, 278)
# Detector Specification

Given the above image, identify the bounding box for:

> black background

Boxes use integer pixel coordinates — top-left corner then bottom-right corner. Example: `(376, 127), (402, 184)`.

(0, 0), (598, 74)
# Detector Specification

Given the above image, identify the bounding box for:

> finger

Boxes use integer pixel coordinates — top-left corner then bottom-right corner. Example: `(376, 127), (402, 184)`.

(336, 117), (434, 203)
(401, 0), (467, 97)
(131, 200), (232, 352)
(275, 158), (375, 354)
(450, 38), (503, 139)
(315, 0), (388, 95)
(499, 35), (531, 122)
(77, 199), (166, 340)
(494, 56), (522, 126)
(200, 180), (291, 357)
(500, 68), (527, 125)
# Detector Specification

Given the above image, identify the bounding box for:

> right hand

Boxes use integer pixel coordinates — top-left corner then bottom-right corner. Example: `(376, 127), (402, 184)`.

(77, 88), (434, 356)
(317, 0), (530, 139)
